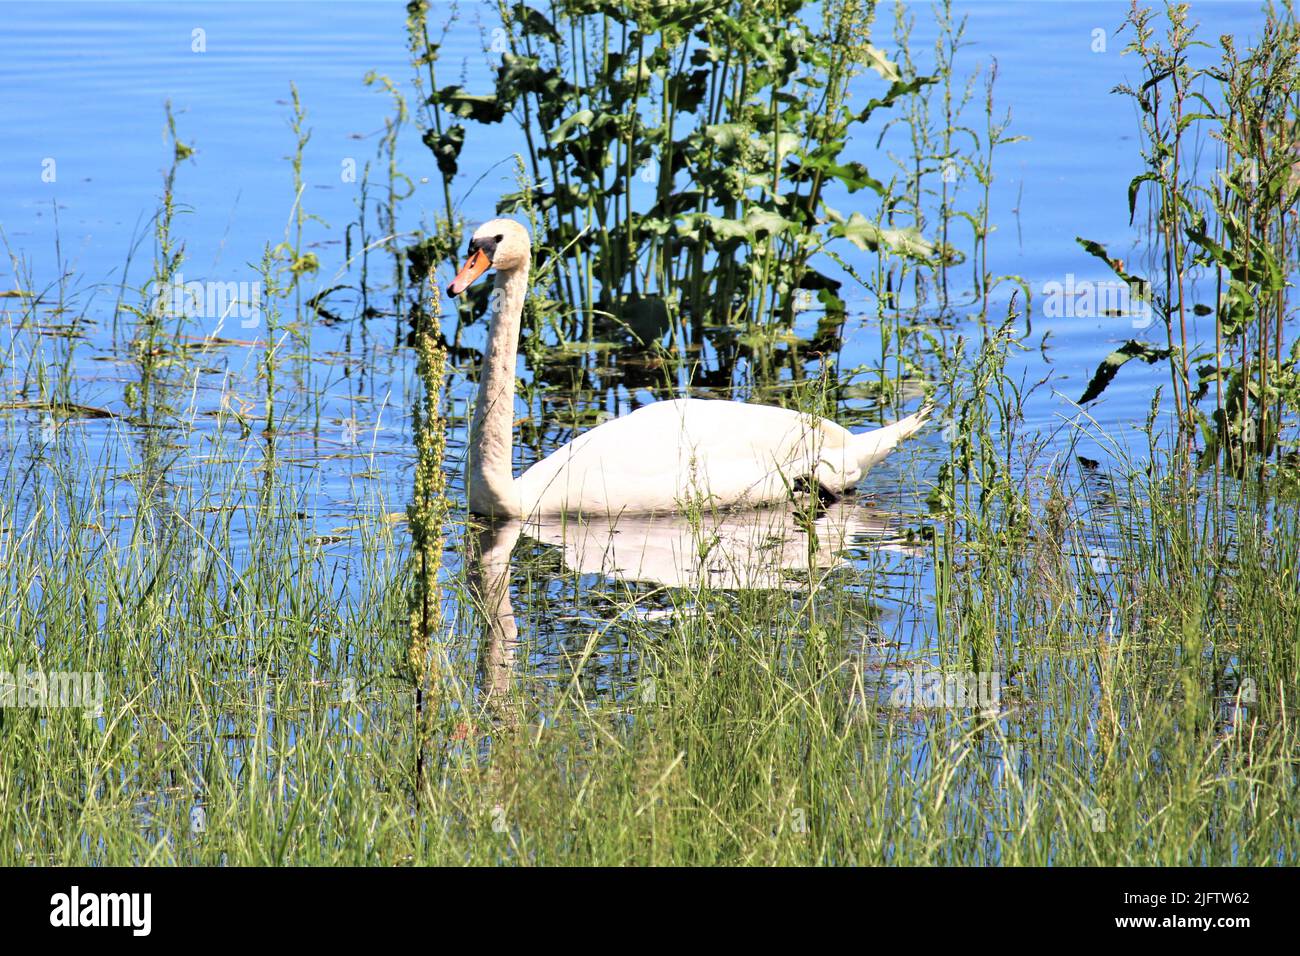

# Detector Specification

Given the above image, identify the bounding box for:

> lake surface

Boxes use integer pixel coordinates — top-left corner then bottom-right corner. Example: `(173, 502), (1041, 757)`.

(0, 0), (1276, 694)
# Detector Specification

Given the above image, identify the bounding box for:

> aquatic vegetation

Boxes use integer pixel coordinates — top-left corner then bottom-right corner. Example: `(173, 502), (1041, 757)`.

(406, 272), (448, 787)
(1077, 1), (1300, 476)
(0, 0), (1295, 868)
(414, 0), (937, 350)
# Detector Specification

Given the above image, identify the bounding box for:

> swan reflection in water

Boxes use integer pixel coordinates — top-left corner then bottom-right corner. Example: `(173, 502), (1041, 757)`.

(465, 499), (918, 713)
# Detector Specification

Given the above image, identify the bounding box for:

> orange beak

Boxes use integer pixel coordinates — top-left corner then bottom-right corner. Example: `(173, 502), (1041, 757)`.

(447, 249), (491, 297)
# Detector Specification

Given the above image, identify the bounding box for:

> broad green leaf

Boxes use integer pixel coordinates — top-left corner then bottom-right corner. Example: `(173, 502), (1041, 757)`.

(1127, 172), (1157, 224)
(1075, 236), (1149, 297)
(703, 123), (751, 150)
(548, 109), (596, 143)
(511, 3), (560, 42)
(832, 212), (933, 258)
(435, 85), (508, 123)
(1078, 340), (1173, 404)
(862, 45), (901, 82)
(422, 125), (465, 177)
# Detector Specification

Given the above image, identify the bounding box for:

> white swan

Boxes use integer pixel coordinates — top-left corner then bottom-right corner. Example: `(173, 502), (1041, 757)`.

(447, 218), (931, 518)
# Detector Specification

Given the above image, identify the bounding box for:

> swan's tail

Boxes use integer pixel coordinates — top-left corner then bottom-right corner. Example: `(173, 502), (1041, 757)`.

(851, 402), (933, 476)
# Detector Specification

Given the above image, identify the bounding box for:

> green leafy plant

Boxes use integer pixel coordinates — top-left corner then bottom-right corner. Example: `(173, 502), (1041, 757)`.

(1077, 1), (1300, 476)
(417, 0), (937, 351)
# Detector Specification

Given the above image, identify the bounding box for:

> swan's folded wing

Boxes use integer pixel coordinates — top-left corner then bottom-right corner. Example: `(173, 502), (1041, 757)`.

(517, 399), (859, 515)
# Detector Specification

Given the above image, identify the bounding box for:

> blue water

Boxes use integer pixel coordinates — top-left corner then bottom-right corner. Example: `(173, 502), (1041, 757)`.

(3, 1), (1271, 430)
(0, 0), (1280, 634)
(2, 5), (1284, 861)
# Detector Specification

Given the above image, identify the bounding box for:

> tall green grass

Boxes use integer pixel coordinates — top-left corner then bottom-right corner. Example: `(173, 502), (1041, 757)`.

(1, 425), (1295, 863)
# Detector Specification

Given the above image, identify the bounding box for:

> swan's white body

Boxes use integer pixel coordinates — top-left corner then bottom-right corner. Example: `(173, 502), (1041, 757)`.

(517, 397), (928, 515)
(449, 220), (930, 519)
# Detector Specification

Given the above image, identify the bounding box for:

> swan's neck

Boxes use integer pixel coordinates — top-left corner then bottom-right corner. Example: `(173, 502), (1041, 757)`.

(467, 263), (528, 516)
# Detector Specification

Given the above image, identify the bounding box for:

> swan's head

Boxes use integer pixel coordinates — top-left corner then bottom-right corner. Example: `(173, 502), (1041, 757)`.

(447, 218), (531, 297)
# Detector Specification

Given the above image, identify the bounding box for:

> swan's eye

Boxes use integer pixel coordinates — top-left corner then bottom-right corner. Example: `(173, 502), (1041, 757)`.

(494, 234), (504, 243)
